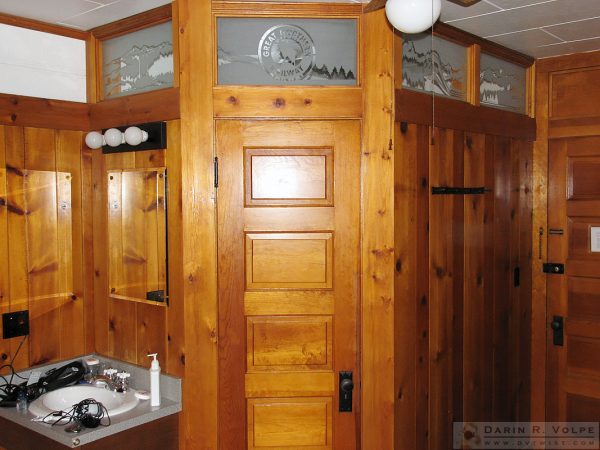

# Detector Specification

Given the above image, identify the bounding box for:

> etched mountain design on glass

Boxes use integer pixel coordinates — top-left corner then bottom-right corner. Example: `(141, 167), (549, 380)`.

(217, 47), (355, 81)
(402, 33), (467, 101)
(479, 53), (526, 113)
(216, 18), (357, 86)
(104, 41), (174, 98)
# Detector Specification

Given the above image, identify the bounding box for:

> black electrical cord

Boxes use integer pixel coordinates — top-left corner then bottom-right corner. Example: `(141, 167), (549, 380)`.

(41, 398), (111, 429)
(0, 335), (29, 406)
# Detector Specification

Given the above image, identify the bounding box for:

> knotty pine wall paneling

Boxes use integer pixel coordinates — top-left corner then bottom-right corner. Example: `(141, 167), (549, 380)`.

(0, 124), (88, 369)
(91, 120), (183, 378)
(395, 123), (533, 449)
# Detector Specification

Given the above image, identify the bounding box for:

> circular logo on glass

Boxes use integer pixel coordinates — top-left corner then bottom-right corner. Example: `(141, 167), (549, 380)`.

(258, 25), (316, 82)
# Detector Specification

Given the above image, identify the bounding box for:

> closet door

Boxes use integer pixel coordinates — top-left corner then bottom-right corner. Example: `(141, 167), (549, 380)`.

(217, 120), (361, 450)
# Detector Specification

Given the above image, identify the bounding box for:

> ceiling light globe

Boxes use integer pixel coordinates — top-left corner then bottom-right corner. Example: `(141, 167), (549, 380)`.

(124, 126), (148, 146)
(385, 0), (442, 34)
(104, 128), (124, 147)
(84, 131), (104, 149)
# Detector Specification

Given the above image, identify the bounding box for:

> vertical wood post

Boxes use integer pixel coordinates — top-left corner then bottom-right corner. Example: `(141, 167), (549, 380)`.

(362, 8), (395, 450)
(178, 0), (218, 448)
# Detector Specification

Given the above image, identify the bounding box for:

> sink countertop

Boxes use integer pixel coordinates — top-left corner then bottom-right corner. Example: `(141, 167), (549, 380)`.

(0, 354), (182, 448)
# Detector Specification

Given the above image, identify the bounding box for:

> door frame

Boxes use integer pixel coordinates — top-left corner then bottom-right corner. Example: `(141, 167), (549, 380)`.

(531, 52), (600, 423)
(178, 2), (397, 449)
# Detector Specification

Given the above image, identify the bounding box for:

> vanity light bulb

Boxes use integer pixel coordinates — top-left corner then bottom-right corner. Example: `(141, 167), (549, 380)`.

(385, 0), (442, 34)
(84, 131), (104, 149)
(104, 128), (124, 147)
(124, 126), (149, 146)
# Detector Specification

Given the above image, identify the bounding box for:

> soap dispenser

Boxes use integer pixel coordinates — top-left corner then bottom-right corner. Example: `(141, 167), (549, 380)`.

(147, 353), (161, 407)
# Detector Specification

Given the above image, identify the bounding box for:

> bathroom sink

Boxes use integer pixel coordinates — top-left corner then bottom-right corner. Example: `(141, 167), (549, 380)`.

(28, 385), (139, 418)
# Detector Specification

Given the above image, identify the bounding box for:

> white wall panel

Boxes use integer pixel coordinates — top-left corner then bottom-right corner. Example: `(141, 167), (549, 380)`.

(0, 24), (86, 102)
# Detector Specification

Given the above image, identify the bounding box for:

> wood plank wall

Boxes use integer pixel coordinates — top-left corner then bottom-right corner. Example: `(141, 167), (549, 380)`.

(531, 49), (600, 422)
(91, 120), (184, 378)
(0, 124), (90, 369)
(395, 123), (533, 449)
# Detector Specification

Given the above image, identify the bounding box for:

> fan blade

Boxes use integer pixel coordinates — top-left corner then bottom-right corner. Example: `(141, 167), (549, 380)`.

(447, 0), (483, 6)
(363, 0), (386, 13)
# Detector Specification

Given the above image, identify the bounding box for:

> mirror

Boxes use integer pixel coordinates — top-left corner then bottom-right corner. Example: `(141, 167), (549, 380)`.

(107, 168), (167, 305)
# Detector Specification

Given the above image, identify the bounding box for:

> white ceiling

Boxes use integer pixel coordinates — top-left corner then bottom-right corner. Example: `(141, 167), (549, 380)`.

(0, 0), (171, 30)
(441, 0), (600, 59)
(0, 0), (599, 58)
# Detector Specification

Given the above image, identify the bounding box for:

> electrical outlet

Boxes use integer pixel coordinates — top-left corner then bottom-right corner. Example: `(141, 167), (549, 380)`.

(2, 310), (29, 339)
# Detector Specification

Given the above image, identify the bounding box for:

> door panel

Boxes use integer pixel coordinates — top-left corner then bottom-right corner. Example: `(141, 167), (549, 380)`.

(217, 120), (360, 449)
(547, 136), (600, 421)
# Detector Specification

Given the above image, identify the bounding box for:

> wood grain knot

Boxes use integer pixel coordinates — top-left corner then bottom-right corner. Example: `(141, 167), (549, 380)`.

(167, 334), (172, 342)
(273, 98), (285, 108)
(304, 98), (312, 105)
(10, 97), (18, 105)
(466, 136), (473, 149)
(188, 273), (195, 283)
(421, 177), (428, 188)
(180, 353), (186, 365)
(1, 354), (7, 361)
(400, 122), (408, 134)
(395, 259), (402, 273)
(109, 319), (115, 331)
(227, 96), (238, 105)
(95, 269), (100, 277)
(71, 294), (77, 301)
(421, 296), (427, 305)
(10, 114), (17, 122)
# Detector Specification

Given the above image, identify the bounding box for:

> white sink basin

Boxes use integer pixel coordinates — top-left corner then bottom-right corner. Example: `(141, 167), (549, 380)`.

(28, 385), (139, 418)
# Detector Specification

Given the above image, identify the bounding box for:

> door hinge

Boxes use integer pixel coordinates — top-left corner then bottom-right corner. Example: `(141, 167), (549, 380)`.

(213, 157), (219, 188)
(543, 263), (564, 274)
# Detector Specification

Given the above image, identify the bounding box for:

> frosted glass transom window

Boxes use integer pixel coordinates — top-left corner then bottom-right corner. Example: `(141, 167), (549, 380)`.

(102, 21), (174, 99)
(0, 24), (86, 102)
(402, 33), (467, 102)
(480, 53), (527, 114)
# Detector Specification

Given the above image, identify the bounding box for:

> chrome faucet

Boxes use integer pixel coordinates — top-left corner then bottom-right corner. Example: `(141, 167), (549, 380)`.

(90, 375), (120, 392)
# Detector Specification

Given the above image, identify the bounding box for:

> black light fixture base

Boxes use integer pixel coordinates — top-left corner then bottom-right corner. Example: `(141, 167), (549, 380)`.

(101, 121), (167, 154)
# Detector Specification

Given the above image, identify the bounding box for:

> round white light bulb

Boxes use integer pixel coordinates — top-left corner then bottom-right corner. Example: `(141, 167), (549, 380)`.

(104, 128), (124, 147)
(84, 131), (104, 149)
(385, 0), (442, 34)
(124, 126), (149, 146)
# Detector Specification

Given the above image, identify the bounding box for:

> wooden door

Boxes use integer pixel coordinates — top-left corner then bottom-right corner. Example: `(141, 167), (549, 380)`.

(217, 120), (360, 450)
(547, 136), (600, 420)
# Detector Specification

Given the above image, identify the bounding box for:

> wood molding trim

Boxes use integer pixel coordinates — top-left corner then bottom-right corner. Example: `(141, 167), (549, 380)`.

(0, 93), (90, 131)
(0, 12), (89, 40)
(89, 88), (180, 130)
(536, 49), (600, 73)
(396, 89), (536, 140)
(178, 0), (218, 448)
(530, 64), (549, 423)
(548, 116), (600, 139)
(212, 1), (362, 16)
(213, 86), (363, 118)
(434, 23), (533, 67)
(90, 4), (172, 40)
(361, 9), (395, 449)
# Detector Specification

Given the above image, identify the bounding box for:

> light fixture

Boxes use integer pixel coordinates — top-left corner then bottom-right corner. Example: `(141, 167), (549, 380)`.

(84, 122), (167, 154)
(104, 128), (124, 147)
(124, 126), (149, 146)
(385, 0), (442, 34)
(84, 131), (104, 150)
